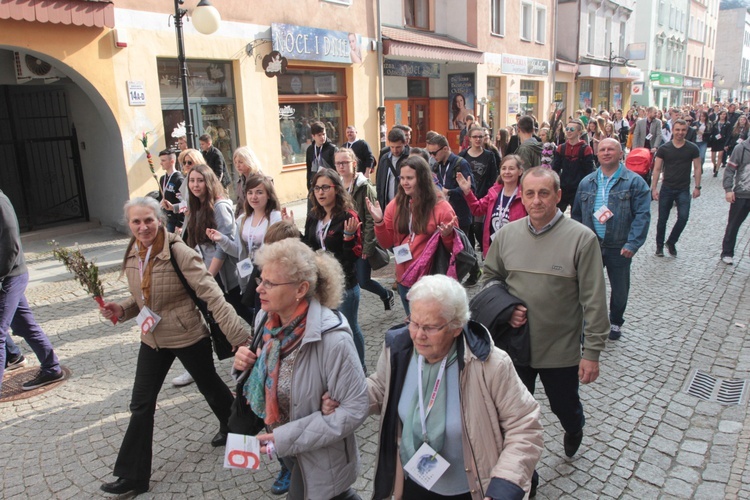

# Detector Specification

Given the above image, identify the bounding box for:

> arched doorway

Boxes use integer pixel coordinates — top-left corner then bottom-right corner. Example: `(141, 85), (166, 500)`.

(0, 48), (127, 232)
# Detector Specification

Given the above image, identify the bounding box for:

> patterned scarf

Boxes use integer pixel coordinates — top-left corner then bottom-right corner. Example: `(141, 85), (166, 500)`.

(136, 229), (165, 306)
(245, 300), (309, 426)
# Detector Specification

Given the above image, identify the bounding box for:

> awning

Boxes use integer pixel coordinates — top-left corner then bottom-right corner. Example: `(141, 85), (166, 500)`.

(0, 0), (114, 29)
(382, 26), (483, 64)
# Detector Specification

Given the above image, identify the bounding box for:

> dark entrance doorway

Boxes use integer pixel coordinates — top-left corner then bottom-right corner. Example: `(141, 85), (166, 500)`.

(0, 86), (87, 231)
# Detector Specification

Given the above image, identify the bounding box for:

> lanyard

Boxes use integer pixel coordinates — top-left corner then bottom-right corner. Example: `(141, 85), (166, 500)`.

(417, 355), (448, 444)
(440, 160), (451, 186)
(314, 145), (322, 167)
(317, 219), (332, 251)
(407, 208), (415, 244)
(245, 215), (266, 256)
(598, 168), (618, 204)
(162, 172), (175, 194)
(495, 187), (517, 224)
(135, 243), (152, 301)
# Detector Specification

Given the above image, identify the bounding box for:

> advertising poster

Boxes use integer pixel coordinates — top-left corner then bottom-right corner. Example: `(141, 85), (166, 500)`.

(448, 73), (475, 130)
(579, 92), (592, 109)
(507, 92), (519, 115)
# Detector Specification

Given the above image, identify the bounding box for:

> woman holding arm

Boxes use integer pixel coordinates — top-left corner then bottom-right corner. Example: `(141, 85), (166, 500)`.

(456, 155), (527, 258)
(335, 148), (395, 311)
(98, 197), (249, 495)
(232, 239), (369, 500)
(366, 156), (457, 315)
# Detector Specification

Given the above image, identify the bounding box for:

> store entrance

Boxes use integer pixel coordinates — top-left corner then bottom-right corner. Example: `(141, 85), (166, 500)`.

(407, 99), (430, 148)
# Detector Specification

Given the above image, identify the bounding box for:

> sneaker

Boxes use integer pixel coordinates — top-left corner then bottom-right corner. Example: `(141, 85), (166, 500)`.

(5, 354), (27, 371)
(666, 242), (677, 257)
(22, 370), (64, 390)
(655, 247), (664, 257)
(609, 325), (622, 341)
(722, 255), (734, 265)
(271, 463), (292, 495)
(172, 371), (194, 387)
(381, 290), (395, 311)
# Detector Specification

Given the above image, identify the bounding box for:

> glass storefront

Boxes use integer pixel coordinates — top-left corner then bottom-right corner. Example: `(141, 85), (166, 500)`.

(277, 68), (347, 166)
(158, 59), (238, 178)
(520, 80), (538, 118)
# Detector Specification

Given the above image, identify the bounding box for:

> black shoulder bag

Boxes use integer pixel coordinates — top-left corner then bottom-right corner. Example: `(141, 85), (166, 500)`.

(168, 242), (234, 360)
(228, 314), (266, 436)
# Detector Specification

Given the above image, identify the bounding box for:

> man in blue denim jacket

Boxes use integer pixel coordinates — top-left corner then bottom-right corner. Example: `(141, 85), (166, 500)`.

(572, 138), (651, 341)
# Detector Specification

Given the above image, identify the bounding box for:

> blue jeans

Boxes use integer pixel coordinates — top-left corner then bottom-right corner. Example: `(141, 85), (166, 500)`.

(339, 285), (365, 370)
(0, 272), (60, 395)
(696, 141), (708, 167)
(601, 247), (632, 327)
(397, 283), (411, 316)
(5, 331), (22, 359)
(354, 258), (388, 300)
(656, 186), (691, 248)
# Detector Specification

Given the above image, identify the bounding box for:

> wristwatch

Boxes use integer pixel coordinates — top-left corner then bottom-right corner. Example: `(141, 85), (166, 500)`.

(695, 185), (702, 190)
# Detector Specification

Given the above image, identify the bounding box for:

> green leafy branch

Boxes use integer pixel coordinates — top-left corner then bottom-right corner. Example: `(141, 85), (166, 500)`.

(49, 240), (104, 298)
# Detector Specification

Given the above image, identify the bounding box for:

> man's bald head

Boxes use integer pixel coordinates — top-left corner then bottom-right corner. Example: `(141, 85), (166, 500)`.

(597, 138), (623, 171)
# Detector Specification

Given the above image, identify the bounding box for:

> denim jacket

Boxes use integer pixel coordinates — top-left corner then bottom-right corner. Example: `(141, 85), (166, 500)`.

(571, 165), (652, 254)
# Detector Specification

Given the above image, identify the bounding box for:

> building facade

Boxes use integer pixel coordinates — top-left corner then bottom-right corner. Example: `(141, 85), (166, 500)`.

(0, 0), (379, 231)
(715, 6), (750, 103)
(685, 0), (718, 105)
(557, 0), (642, 114)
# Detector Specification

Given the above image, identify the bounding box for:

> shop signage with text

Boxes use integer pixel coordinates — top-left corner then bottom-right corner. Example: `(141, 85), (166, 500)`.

(272, 23), (359, 64)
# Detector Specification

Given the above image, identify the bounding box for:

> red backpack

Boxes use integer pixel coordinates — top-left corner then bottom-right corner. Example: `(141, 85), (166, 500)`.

(625, 148), (653, 175)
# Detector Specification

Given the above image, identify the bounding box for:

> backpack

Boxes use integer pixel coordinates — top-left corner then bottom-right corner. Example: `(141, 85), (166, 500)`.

(625, 148), (653, 175)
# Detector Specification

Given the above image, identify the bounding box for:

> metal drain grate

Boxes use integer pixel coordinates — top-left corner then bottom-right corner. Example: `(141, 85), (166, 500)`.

(0, 365), (71, 403)
(683, 369), (748, 405)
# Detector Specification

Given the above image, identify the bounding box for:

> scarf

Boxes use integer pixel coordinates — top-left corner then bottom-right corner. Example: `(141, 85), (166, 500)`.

(136, 229), (165, 306)
(245, 299), (309, 426)
(400, 341), (459, 466)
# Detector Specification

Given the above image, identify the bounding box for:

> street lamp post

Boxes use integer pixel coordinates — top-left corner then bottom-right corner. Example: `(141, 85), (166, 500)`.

(607, 42), (629, 112)
(173, 0), (221, 149)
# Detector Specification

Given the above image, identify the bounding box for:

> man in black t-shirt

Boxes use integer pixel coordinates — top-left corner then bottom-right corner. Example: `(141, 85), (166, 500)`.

(651, 120), (702, 257)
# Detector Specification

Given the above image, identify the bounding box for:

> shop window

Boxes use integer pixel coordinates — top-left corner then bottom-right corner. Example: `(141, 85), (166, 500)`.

(554, 81), (568, 110)
(597, 80), (609, 111)
(277, 68), (347, 166)
(587, 12), (595, 54)
(579, 79), (593, 110)
(407, 78), (429, 98)
(521, 2), (532, 41)
(405, 0), (430, 30)
(535, 6), (546, 44)
(158, 58), (238, 177)
(520, 80), (538, 116)
(491, 0), (505, 36)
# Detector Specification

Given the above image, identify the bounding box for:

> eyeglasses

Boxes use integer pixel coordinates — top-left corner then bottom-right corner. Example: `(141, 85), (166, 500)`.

(565, 127), (578, 132)
(312, 184), (334, 193)
(405, 317), (450, 336)
(334, 161), (353, 167)
(255, 277), (298, 290)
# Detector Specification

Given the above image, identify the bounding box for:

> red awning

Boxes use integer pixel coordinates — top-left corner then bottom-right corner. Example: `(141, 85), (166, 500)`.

(0, 0), (114, 29)
(382, 26), (483, 64)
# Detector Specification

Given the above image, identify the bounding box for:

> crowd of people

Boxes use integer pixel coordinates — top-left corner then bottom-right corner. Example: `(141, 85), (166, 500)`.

(3, 99), (749, 499)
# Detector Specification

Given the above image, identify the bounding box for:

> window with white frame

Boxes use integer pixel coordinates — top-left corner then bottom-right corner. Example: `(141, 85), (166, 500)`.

(535, 6), (546, 44)
(587, 11), (596, 54)
(658, 0), (666, 25)
(491, 0), (505, 36)
(619, 21), (626, 56)
(521, 1), (532, 41)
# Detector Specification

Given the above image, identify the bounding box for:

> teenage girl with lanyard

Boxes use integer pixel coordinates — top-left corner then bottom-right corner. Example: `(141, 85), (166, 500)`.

(300, 168), (367, 372)
(456, 155), (528, 258)
(206, 174), (281, 316)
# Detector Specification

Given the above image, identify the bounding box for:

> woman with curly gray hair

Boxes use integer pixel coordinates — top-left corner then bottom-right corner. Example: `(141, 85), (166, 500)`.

(232, 238), (368, 500)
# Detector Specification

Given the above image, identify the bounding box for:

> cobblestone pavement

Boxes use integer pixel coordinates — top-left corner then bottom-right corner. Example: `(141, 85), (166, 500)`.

(2, 162), (750, 499)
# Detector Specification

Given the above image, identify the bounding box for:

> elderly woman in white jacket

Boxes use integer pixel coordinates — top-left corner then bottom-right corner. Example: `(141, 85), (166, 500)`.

(366, 275), (543, 500)
(233, 239), (368, 500)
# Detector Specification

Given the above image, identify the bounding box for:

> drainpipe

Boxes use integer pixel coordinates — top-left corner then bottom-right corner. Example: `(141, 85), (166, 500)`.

(377, 0), (386, 150)
(551, 0), (558, 118)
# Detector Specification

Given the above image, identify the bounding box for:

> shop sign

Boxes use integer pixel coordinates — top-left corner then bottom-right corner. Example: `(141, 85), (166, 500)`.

(501, 54), (527, 75)
(650, 72), (683, 86)
(127, 81), (146, 106)
(448, 73), (476, 130)
(262, 50), (289, 78)
(632, 83), (644, 96)
(683, 78), (700, 89)
(527, 96), (538, 104)
(508, 92), (519, 115)
(527, 58), (549, 76)
(554, 92), (563, 102)
(383, 59), (441, 78)
(278, 105), (296, 119)
(272, 23), (360, 64)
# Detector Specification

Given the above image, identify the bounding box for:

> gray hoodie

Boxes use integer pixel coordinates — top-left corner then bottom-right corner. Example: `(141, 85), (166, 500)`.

(0, 190), (26, 280)
(725, 139), (750, 198)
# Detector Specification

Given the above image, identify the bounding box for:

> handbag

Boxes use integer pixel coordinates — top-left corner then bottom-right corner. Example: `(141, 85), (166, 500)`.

(367, 244), (390, 270)
(168, 243), (235, 360)
(228, 315), (266, 436)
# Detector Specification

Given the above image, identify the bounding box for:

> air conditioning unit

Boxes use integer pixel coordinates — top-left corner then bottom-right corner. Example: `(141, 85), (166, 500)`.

(14, 52), (63, 83)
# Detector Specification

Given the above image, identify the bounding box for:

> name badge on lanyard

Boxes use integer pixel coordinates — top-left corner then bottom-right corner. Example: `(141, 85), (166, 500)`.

(595, 171), (615, 224)
(317, 219), (332, 251)
(135, 244), (161, 334)
(393, 211), (414, 264)
(402, 355), (451, 490)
